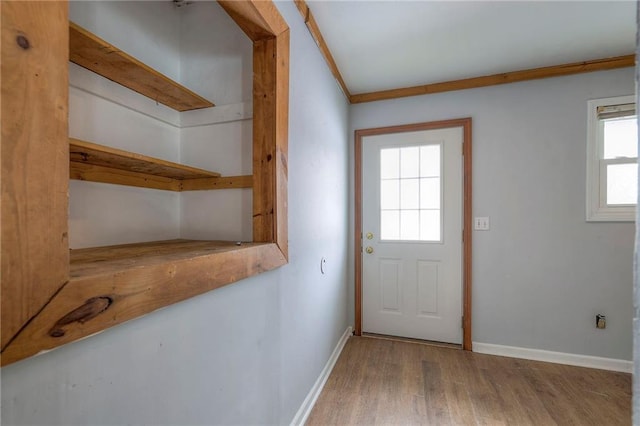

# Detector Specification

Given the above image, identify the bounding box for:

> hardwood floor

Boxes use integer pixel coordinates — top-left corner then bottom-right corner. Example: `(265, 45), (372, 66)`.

(306, 336), (631, 425)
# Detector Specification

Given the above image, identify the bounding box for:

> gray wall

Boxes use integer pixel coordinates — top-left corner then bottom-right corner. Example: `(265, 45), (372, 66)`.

(0, 1), (350, 425)
(350, 68), (635, 361)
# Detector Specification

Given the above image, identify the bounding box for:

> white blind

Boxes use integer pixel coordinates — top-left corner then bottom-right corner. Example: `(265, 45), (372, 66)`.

(597, 103), (636, 120)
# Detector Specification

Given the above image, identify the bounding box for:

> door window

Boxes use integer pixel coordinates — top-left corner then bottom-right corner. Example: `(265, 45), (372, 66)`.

(380, 143), (442, 241)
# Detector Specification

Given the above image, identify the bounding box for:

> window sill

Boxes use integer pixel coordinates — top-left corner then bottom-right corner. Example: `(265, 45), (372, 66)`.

(587, 208), (636, 222)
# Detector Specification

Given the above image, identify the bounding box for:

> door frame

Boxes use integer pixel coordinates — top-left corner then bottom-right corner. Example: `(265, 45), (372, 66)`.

(354, 118), (473, 350)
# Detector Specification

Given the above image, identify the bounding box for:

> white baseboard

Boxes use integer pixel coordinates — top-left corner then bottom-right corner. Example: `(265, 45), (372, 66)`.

(290, 326), (352, 426)
(473, 342), (632, 373)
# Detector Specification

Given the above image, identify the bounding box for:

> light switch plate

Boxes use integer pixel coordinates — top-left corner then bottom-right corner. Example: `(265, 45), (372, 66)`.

(474, 217), (490, 230)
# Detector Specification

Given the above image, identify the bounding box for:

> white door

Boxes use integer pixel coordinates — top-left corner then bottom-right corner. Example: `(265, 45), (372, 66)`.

(362, 127), (463, 344)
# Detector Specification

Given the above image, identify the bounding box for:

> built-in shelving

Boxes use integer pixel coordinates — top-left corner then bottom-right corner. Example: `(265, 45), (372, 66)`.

(69, 22), (214, 112)
(71, 239), (263, 280)
(2, 0), (288, 366)
(69, 138), (228, 191)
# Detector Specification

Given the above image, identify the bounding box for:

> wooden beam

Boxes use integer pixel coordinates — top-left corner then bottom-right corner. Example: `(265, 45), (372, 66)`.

(1, 1), (70, 351)
(180, 175), (253, 191)
(252, 36), (276, 243)
(217, 0), (288, 40)
(252, 30), (289, 257)
(274, 30), (290, 259)
(1, 240), (287, 365)
(70, 162), (182, 192)
(69, 22), (213, 111)
(293, 0), (350, 99)
(70, 138), (220, 180)
(350, 55), (636, 104)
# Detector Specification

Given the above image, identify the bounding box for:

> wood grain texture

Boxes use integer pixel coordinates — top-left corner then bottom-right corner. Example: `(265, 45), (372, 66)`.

(252, 36), (277, 243)
(1, 1), (70, 351)
(252, 30), (289, 258)
(70, 139), (254, 192)
(1, 240), (286, 365)
(70, 162), (182, 192)
(70, 139), (220, 179)
(69, 22), (213, 112)
(2, 0), (290, 366)
(350, 55), (636, 104)
(274, 30), (290, 259)
(461, 119), (473, 351)
(179, 175), (253, 191)
(354, 119), (473, 348)
(353, 132), (363, 336)
(293, 0), (350, 99)
(307, 337), (632, 425)
(218, 0), (288, 40)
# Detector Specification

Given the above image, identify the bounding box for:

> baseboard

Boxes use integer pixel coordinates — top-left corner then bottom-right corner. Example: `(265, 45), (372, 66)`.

(473, 342), (632, 373)
(290, 326), (352, 426)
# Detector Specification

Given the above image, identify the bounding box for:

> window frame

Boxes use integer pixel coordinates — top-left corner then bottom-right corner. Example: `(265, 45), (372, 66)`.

(586, 95), (637, 222)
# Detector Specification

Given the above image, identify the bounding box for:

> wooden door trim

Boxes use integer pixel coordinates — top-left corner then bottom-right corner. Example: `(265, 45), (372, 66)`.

(354, 118), (473, 351)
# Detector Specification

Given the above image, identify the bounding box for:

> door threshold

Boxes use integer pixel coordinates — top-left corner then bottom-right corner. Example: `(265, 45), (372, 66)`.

(362, 332), (462, 350)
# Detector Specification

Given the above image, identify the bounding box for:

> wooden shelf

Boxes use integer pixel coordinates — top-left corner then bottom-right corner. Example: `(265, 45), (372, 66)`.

(2, 0), (288, 366)
(69, 22), (214, 112)
(70, 239), (264, 279)
(0, 239), (286, 365)
(70, 138), (230, 191)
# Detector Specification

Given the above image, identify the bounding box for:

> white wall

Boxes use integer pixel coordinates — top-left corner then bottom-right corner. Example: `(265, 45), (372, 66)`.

(1, 1), (350, 425)
(179, 1), (254, 242)
(70, 1), (181, 81)
(68, 2), (182, 249)
(350, 67), (635, 361)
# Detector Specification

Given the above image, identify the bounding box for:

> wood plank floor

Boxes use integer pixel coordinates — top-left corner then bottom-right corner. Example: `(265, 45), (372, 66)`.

(306, 336), (631, 425)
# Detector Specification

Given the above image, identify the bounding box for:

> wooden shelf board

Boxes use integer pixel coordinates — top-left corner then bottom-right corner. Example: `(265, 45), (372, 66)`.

(69, 22), (214, 112)
(71, 239), (263, 279)
(70, 138), (220, 180)
(1, 239), (286, 365)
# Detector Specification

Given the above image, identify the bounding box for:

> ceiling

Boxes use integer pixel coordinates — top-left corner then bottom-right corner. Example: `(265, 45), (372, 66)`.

(308, 1), (636, 95)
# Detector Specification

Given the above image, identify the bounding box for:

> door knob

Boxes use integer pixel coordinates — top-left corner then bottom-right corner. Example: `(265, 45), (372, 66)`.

(365, 246), (374, 254)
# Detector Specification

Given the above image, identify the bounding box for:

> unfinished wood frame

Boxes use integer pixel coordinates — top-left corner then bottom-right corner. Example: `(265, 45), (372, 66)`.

(354, 118), (473, 351)
(69, 22), (214, 111)
(350, 55), (635, 104)
(1, 0), (289, 366)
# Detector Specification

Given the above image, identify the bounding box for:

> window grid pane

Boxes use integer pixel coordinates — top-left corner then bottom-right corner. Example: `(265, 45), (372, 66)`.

(603, 116), (638, 159)
(381, 148), (400, 179)
(380, 144), (442, 242)
(607, 163), (638, 205)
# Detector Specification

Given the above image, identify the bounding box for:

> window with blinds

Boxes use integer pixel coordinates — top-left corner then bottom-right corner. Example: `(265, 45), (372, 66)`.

(587, 96), (637, 221)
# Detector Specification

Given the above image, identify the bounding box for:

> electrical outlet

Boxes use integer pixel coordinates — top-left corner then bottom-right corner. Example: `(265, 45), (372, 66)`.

(596, 314), (606, 329)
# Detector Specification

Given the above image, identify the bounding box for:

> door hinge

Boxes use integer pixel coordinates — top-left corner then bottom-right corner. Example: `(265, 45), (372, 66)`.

(462, 230), (464, 242)
(461, 316), (464, 328)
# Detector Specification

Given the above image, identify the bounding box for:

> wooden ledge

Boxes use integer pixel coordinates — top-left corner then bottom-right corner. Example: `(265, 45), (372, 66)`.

(69, 139), (252, 191)
(1, 240), (287, 365)
(69, 22), (214, 111)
